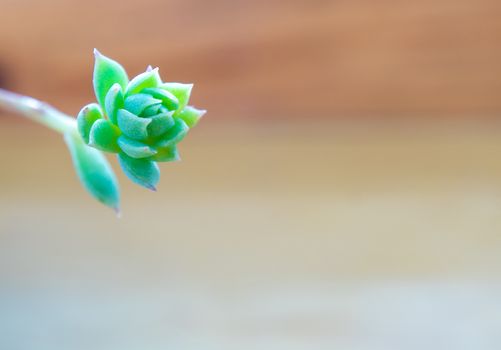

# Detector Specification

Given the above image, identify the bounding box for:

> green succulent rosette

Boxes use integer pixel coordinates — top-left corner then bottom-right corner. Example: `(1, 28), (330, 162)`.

(77, 49), (206, 191)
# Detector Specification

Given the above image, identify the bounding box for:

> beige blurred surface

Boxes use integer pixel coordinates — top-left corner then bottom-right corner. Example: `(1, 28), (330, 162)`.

(1, 120), (501, 348)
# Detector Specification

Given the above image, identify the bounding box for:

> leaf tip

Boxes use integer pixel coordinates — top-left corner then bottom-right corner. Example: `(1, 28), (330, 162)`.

(113, 206), (122, 218)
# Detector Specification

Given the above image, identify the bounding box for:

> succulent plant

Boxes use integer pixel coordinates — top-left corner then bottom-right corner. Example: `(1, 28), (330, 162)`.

(0, 49), (206, 213)
(77, 49), (206, 191)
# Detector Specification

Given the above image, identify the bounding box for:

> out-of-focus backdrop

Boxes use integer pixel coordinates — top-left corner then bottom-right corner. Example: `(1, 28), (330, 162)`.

(1, 0), (501, 349)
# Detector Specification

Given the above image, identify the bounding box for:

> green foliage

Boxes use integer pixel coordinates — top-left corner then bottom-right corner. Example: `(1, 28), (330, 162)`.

(118, 152), (160, 191)
(117, 136), (157, 158)
(88, 119), (121, 153)
(77, 50), (206, 192)
(64, 131), (120, 212)
(125, 68), (161, 96)
(177, 106), (206, 127)
(93, 49), (128, 109)
(160, 83), (193, 114)
(77, 103), (103, 143)
(104, 83), (124, 124)
(142, 88), (179, 111)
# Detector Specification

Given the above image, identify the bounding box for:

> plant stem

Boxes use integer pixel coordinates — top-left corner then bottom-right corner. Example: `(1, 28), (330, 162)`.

(0, 88), (76, 134)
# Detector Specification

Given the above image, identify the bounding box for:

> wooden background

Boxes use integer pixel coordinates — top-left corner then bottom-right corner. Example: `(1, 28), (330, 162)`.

(0, 0), (500, 120)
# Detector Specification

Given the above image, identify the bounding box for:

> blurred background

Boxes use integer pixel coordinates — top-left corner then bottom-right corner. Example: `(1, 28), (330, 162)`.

(1, 0), (501, 348)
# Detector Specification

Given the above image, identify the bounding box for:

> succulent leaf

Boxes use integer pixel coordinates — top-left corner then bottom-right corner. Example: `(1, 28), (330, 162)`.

(141, 104), (162, 117)
(104, 83), (124, 124)
(151, 144), (180, 162)
(160, 83), (193, 113)
(118, 152), (160, 191)
(117, 109), (151, 141)
(117, 136), (157, 158)
(155, 118), (189, 148)
(176, 106), (206, 127)
(147, 112), (175, 138)
(64, 131), (120, 211)
(142, 88), (179, 111)
(124, 94), (162, 116)
(77, 103), (103, 143)
(93, 49), (129, 109)
(125, 68), (161, 96)
(89, 119), (122, 153)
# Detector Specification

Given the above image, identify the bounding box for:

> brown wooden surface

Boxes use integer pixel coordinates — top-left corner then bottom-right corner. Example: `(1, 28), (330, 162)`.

(0, 0), (500, 120)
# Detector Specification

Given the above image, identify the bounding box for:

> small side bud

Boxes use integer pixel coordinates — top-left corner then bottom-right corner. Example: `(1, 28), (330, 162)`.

(64, 131), (120, 211)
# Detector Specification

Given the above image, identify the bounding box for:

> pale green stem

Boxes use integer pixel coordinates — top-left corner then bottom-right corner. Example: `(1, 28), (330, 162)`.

(0, 88), (76, 134)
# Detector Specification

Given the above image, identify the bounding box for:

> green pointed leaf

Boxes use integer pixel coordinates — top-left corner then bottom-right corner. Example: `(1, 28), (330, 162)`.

(64, 131), (120, 211)
(124, 94), (162, 116)
(147, 112), (175, 138)
(160, 83), (192, 113)
(141, 104), (162, 117)
(176, 106), (206, 128)
(93, 49), (129, 109)
(77, 103), (103, 143)
(117, 109), (151, 141)
(150, 144), (180, 162)
(117, 135), (157, 158)
(125, 68), (161, 96)
(89, 119), (121, 153)
(142, 88), (179, 111)
(118, 152), (160, 191)
(155, 118), (189, 148)
(104, 83), (124, 124)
